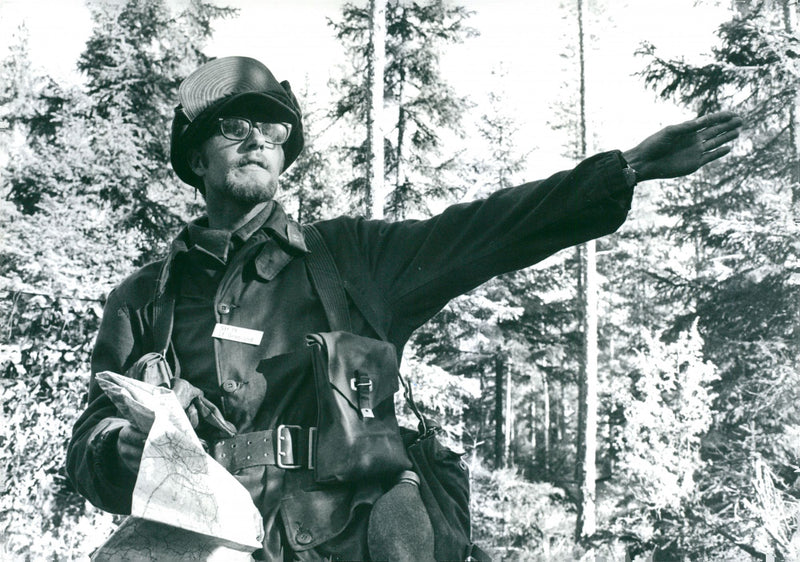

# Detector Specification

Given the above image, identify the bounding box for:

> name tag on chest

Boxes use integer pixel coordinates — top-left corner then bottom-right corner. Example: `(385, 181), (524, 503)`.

(212, 323), (264, 346)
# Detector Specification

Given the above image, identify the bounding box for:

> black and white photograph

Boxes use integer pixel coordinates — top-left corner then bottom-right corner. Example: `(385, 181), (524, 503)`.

(0, 0), (795, 560)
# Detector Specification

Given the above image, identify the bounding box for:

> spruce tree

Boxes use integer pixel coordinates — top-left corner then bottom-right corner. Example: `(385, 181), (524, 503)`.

(639, 2), (800, 557)
(0, 1), (235, 558)
(329, 0), (476, 218)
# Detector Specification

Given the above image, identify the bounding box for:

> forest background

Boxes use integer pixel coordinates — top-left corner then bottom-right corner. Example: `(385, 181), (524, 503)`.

(1, 0), (799, 560)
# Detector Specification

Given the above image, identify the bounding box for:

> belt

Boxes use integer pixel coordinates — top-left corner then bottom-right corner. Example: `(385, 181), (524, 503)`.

(210, 425), (317, 473)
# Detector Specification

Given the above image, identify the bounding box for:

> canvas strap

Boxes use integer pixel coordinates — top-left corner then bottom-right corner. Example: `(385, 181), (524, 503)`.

(303, 225), (352, 332)
(151, 258), (179, 376)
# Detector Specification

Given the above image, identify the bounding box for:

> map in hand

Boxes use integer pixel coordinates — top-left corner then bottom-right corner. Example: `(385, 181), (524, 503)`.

(91, 372), (263, 561)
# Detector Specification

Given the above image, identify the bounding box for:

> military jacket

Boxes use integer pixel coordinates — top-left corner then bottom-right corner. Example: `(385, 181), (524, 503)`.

(67, 151), (634, 559)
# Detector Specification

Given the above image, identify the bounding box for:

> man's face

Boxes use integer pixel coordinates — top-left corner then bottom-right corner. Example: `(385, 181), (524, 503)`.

(190, 116), (286, 205)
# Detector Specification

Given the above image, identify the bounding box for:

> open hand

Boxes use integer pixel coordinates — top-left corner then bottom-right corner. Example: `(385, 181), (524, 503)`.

(623, 111), (743, 182)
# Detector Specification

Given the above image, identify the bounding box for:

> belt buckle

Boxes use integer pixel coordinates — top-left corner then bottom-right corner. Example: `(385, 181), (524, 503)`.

(276, 424), (302, 469)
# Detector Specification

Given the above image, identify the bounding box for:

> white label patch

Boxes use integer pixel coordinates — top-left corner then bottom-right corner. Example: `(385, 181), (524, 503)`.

(212, 323), (263, 346)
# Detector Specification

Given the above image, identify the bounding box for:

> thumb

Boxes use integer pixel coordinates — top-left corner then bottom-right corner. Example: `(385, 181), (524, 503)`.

(171, 378), (204, 410)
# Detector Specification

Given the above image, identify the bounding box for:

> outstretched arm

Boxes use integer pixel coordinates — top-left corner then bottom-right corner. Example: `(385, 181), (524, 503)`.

(623, 111), (743, 182)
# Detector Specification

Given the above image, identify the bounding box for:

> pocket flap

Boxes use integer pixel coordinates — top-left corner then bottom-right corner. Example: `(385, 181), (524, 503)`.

(306, 331), (399, 413)
(280, 479), (382, 551)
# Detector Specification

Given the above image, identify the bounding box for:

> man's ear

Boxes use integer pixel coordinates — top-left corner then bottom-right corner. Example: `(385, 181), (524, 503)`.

(189, 149), (207, 178)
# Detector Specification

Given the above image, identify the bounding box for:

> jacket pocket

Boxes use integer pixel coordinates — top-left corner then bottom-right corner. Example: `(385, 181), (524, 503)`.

(280, 477), (381, 552)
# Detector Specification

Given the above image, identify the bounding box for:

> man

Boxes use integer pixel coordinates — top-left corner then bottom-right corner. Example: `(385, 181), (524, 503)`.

(67, 56), (742, 561)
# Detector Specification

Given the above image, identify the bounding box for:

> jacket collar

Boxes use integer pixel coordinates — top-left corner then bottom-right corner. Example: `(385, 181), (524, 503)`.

(251, 205), (309, 282)
(157, 201), (308, 294)
(259, 203), (308, 255)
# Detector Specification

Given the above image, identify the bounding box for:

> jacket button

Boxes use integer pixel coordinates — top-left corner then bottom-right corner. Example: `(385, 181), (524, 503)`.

(221, 380), (241, 393)
(218, 303), (232, 314)
(295, 530), (313, 545)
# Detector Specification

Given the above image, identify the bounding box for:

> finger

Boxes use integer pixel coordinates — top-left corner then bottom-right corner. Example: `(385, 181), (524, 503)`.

(702, 129), (740, 151)
(186, 404), (200, 428)
(118, 439), (143, 461)
(674, 111), (740, 133)
(119, 424), (147, 446)
(117, 425), (146, 473)
(700, 145), (732, 166)
(171, 378), (203, 409)
(701, 119), (743, 141)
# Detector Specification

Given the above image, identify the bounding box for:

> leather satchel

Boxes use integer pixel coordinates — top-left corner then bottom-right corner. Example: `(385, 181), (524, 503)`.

(307, 331), (412, 484)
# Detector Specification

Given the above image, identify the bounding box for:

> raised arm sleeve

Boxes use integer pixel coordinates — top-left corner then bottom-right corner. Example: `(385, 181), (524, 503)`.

(322, 150), (633, 345)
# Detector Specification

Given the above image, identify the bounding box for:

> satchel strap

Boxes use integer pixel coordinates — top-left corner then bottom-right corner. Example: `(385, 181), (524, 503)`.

(465, 543), (493, 562)
(303, 224), (352, 332)
(151, 257), (173, 353)
(151, 258), (180, 377)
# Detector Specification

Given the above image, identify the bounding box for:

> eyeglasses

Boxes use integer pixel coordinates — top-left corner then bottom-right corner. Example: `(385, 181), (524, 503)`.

(217, 117), (292, 145)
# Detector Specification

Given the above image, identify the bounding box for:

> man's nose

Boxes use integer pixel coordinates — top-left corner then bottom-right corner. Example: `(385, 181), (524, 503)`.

(243, 125), (279, 151)
(243, 126), (268, 149)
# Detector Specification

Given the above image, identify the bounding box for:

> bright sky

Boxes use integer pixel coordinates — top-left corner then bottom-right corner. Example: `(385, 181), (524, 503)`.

(0, 0), (732, 176)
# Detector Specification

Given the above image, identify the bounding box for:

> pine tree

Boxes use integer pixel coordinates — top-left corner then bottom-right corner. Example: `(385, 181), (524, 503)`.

(638, 1), (800, 557)
(411, 73), (564, 477)
(329, 0), (476, 218)
(280, 84), (341, 224)
(0, 1), (235, 558)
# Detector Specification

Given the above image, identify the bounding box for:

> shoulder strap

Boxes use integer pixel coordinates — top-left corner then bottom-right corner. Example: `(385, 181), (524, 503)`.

(303, 224), (390, 339)
(303, 224), (353, 332)
(151, 259), (180, 377)
(152, 258), (174, 354)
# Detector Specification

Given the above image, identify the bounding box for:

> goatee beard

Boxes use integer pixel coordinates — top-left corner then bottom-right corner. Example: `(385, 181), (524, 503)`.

(223, 175), (278, 205)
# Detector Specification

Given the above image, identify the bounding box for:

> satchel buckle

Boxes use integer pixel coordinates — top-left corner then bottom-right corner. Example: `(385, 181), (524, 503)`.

(276, 424), (302, 469)
(350, 377), (373, 391)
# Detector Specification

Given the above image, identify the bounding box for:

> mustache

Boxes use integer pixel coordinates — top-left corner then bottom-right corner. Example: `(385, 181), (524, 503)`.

(236, 156), (270, 169)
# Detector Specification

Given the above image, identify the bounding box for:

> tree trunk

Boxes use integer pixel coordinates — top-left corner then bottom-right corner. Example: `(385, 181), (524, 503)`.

(529, 376), (536, 451)
(392, 75), (406, 219)
(576, 242), (598, 541)
(366, 0), (385, 219)
(504, 360), (513, 466)
(393, 5), (408, 219)
(477, 370), (486, 464)
(577, 256), (599, 539)
(575, 0), (597, 541)
(494, 349), (505, 469)
(574, 245), (584, 481)
(543, 373), (550, 473)
(558, 380), (566, 442)
(780, 0), (800, 208)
